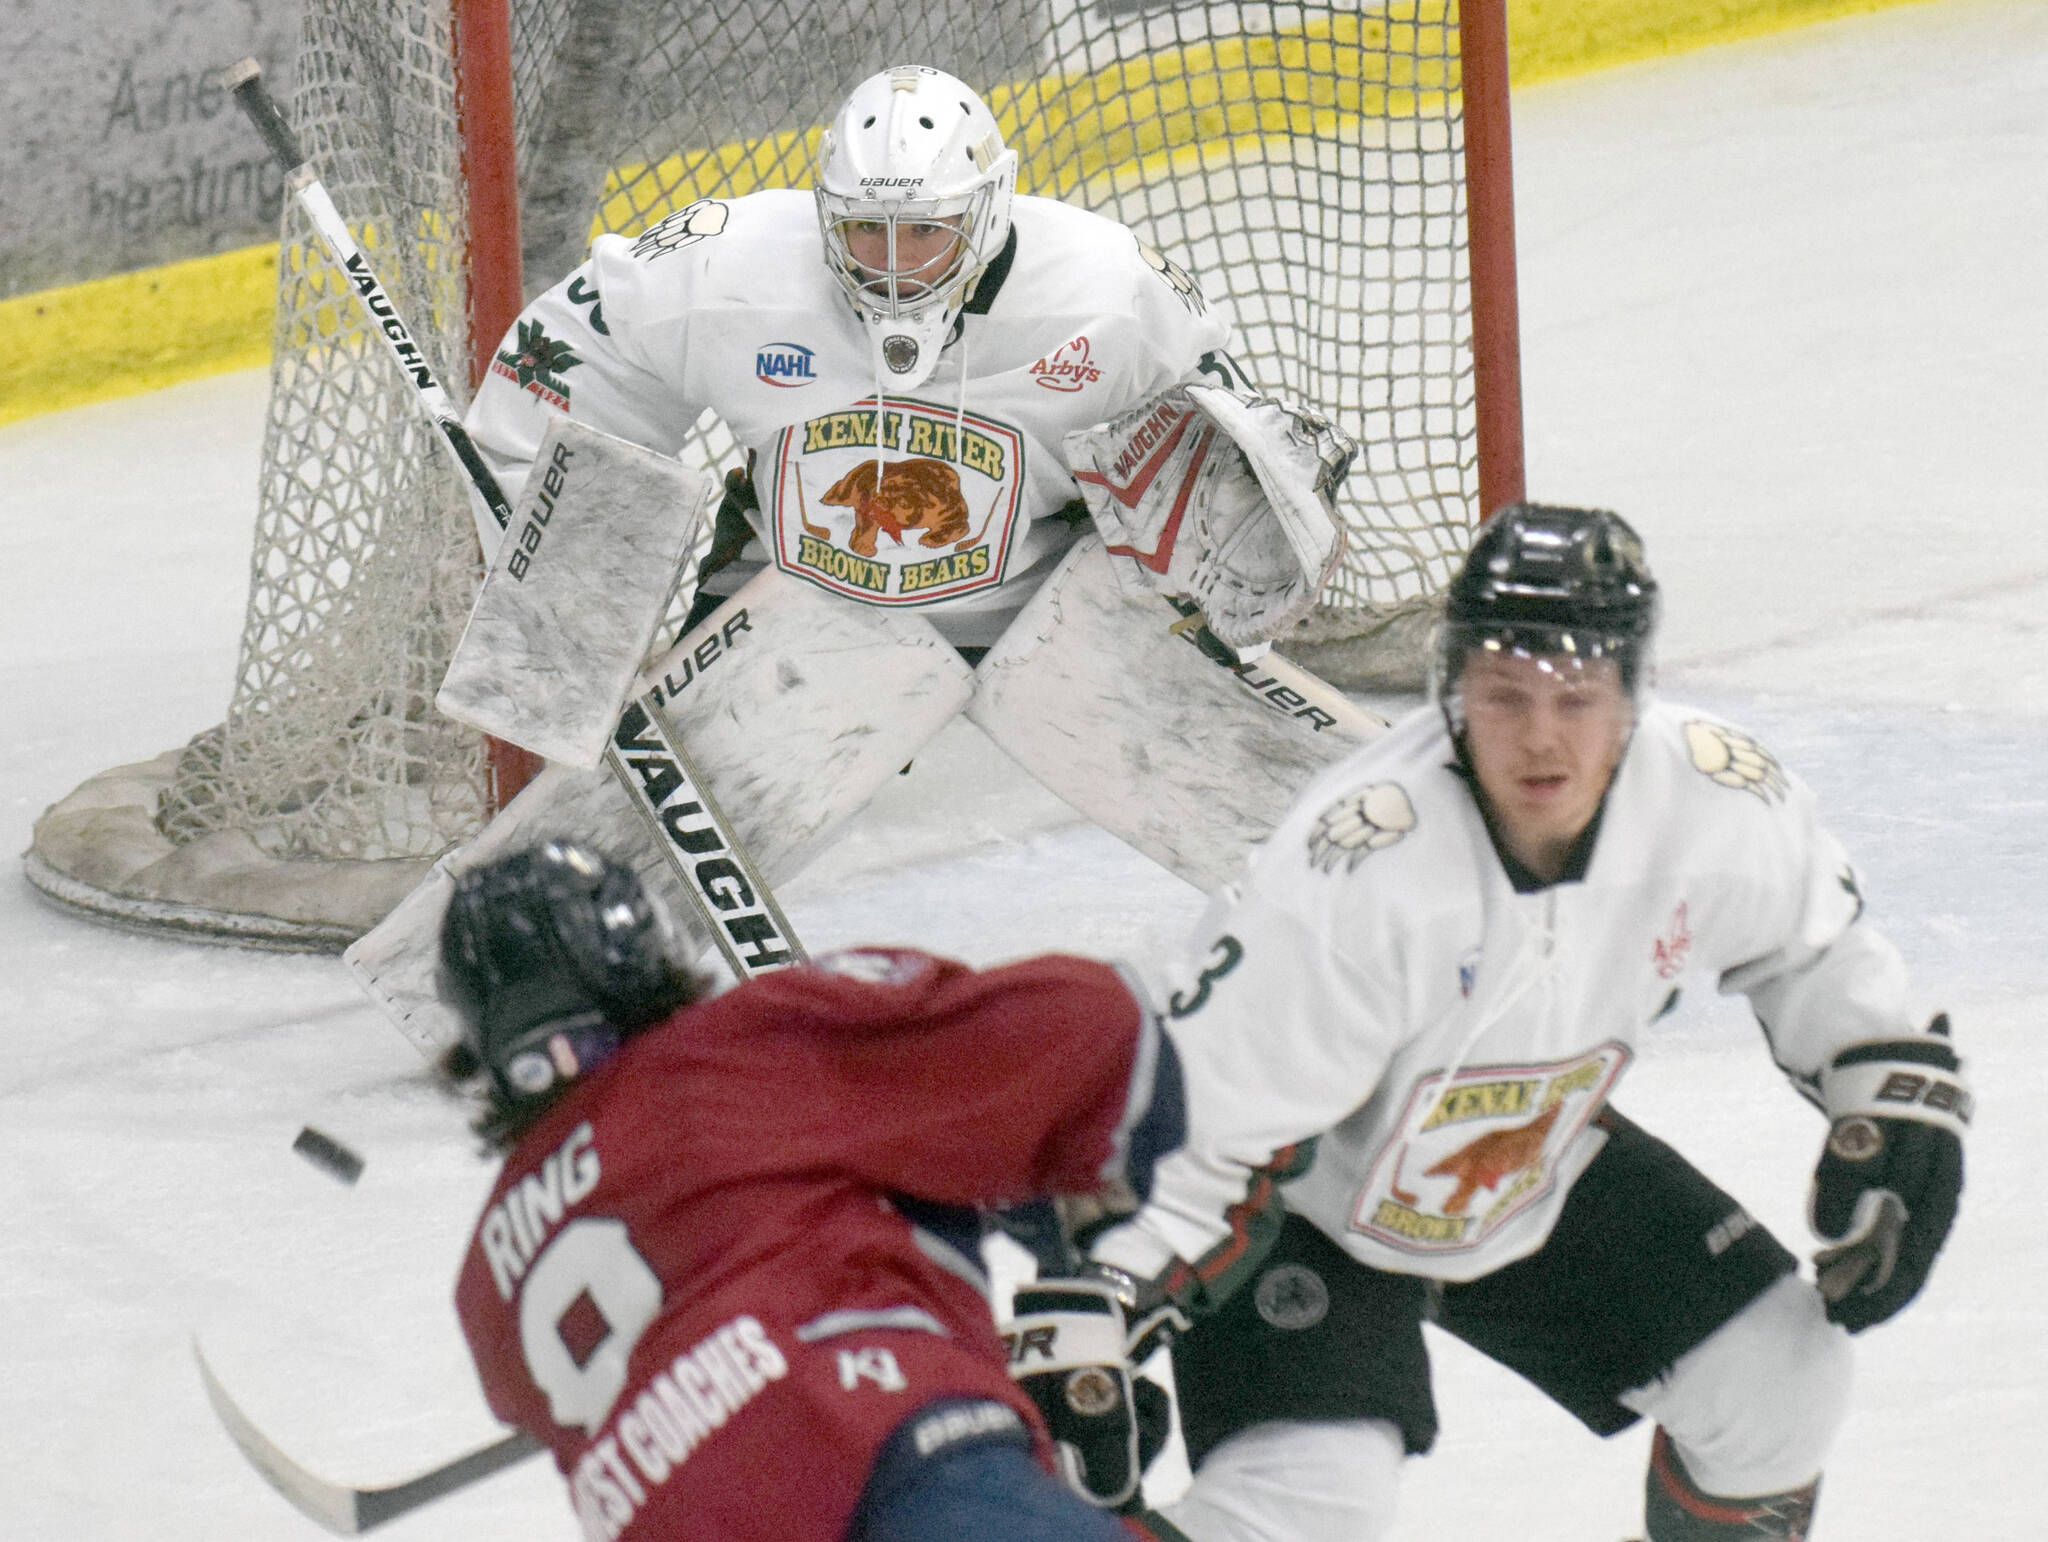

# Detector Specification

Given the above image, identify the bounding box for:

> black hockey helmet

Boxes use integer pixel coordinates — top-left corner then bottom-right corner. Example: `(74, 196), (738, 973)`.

(1433, 502), (1660, 725)
(439, 839), (697, 1109)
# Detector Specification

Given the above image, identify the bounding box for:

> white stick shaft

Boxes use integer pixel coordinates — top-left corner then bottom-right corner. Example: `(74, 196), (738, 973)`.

(193, 1339), (541, 1533)
(289, 175), (467, 426)
(229, 59), (511, 532)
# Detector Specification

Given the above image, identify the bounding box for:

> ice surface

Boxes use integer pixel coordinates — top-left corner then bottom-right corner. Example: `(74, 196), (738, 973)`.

(3, 3), (2043, 1537)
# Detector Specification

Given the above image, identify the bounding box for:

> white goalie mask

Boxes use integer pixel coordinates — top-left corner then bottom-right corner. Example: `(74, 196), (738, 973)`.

(815, 65), (1017, 390)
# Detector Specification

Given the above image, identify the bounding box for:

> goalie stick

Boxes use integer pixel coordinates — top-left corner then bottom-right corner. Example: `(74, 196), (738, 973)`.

(227, 58), (805, 983)
(194, 1340), (540, 1533)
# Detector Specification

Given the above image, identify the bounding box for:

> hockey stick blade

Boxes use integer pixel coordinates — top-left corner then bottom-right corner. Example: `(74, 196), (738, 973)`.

(194, 1340), (542, 1533)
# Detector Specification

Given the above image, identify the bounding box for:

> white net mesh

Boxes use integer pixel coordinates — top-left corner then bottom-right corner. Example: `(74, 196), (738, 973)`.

(156, 0), (490, 863)
(32, 0), (1499, 941)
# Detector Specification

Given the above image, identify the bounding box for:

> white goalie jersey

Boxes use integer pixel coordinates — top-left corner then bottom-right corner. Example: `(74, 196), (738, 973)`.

(1093, 699), (1924, 1287)
(464, 188), (1232, 647)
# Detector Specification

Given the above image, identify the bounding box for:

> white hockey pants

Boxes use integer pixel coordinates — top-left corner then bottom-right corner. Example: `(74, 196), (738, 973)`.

(1159, 1274), (1853, 1542)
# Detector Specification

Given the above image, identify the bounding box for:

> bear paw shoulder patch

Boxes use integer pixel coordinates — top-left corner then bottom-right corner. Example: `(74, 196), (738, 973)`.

(1307, 782), (1416, 873)
(630, 198), (730, 261)
(1138, 239), (1207, 315)
(1684, 720), (1789, 803)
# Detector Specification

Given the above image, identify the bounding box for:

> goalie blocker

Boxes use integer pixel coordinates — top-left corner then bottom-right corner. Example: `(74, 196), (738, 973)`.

(437, 415), (717, 770)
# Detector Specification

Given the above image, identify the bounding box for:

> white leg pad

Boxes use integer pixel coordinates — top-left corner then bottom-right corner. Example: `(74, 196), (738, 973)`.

(348, 568), (973, 1056)
(1620, 1273), (1855, 1498)
(1162, 1417), (1404, 1542)
(967, 537), (1386, 894)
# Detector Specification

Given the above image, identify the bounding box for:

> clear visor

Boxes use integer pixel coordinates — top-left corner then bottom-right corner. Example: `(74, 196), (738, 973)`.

(1433, 622), (1645, 734)
(818, 187), (990, 318)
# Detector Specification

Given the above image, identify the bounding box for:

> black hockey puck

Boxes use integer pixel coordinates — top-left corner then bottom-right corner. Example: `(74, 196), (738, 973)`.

(292, 1126), (364, 1185)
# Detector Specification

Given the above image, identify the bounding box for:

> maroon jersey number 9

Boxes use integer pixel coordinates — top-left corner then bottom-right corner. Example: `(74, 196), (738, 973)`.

(519, 1217), (663, 1435)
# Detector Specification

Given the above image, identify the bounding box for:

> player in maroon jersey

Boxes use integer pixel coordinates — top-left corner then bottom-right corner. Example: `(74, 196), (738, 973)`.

(436, 838), (1187, 1542)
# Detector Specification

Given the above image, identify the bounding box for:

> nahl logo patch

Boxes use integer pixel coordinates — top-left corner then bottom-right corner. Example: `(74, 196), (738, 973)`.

(1307, 783), (1416, 873)
(756, 342), (817, 387)
(1685, 721), (1789, 803)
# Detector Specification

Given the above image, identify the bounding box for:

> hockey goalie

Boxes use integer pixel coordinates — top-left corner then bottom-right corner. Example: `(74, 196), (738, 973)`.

(351, 64), (1386, 1051)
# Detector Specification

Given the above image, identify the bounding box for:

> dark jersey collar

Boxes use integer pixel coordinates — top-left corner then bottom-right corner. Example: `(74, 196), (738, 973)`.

(1450, 760), (1609, 894)
(962, 224), (1020, 317)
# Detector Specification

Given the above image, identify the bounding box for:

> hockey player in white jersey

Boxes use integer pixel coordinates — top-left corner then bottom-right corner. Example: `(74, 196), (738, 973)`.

(1020, 506), (1968, 1541)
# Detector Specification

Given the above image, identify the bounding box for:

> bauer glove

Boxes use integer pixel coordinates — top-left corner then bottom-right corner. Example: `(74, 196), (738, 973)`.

(1003, 1272), (1186, 1511)
(1809, 1016), (1970, 1332)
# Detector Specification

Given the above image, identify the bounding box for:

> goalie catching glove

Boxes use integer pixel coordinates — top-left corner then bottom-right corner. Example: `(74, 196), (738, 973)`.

(1003, 1270), (1188, 1511)
(1065, 382), (1355, 648)
(1808, 1015), (1970, 1332)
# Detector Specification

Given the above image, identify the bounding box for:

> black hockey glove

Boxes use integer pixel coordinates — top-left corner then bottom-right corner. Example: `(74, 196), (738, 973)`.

(1808, 1017), (1970, 1332)
(1003, 1272), (1187, 1511)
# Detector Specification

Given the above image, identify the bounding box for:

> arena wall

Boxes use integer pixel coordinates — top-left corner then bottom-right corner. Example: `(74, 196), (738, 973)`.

(0, 0), (1940, 426)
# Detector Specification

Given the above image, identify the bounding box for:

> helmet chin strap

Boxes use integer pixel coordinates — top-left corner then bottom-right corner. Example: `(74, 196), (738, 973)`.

(860, 296), (970, 492)
(863, 300), (952, 392)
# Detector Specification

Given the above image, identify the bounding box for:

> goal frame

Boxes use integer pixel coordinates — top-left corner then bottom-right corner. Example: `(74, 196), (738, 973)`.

(26, 0), (1529, 948)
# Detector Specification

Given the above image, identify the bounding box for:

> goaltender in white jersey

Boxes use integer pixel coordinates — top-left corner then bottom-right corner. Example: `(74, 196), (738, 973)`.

(357, 62), (1376, 1044)
(465, 82), (1236, 650)
(1071, 507), (1969, 1542)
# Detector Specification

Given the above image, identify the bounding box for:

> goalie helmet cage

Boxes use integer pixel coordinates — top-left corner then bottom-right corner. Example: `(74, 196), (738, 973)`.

(24, 0), (1523, 949)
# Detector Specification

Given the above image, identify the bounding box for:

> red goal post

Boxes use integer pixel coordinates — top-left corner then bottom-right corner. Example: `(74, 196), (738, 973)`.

(26, 0), (1524, 948)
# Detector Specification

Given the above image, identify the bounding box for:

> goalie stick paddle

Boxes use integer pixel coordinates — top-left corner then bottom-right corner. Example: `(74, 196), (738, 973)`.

(606, 695), (807, 980)
(194, 1340), (542, 1533)
(226, 57), (805, 983)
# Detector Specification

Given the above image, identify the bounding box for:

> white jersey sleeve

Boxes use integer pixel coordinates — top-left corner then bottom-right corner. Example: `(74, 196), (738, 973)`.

(1119, 230), (1236, 393)
(1672, 717), (1918, 1089)
(462, 252), (701, 551)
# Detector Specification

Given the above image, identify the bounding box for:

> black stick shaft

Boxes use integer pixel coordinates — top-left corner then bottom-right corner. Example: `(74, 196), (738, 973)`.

(225, 57), (304, 170)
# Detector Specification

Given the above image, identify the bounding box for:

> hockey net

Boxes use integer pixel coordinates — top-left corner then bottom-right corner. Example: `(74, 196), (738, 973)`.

(26, 0), (1520, 947)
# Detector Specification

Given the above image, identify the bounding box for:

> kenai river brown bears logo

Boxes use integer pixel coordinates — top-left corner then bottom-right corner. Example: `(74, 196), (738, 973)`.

(768, 399), (1024, 605)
